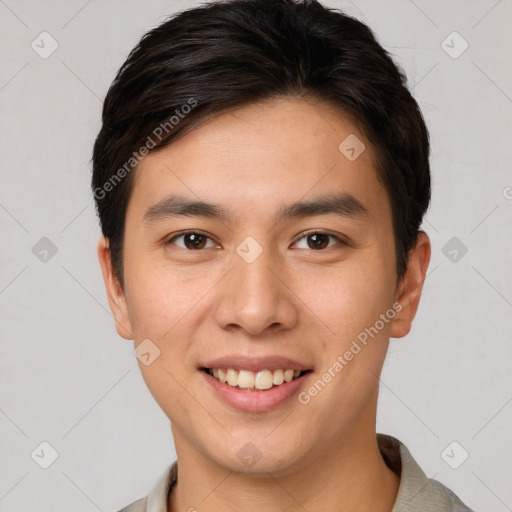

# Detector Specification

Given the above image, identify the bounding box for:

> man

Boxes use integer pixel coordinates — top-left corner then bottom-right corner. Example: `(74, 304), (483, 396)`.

(92, 0), (474, 510)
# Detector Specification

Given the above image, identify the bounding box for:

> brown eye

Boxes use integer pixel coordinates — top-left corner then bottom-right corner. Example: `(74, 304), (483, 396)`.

(167, 231), (216, 250)
(294, 231), (345, 251)
(306, 233), (330, 249)
(183, 233), (207, 249)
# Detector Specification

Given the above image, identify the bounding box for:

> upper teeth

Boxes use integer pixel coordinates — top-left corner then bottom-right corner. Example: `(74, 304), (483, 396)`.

(209, 368), (302, 390)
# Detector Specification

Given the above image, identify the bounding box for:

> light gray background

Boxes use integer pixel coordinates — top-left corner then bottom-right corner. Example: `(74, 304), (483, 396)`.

(0, 0), (511, 510)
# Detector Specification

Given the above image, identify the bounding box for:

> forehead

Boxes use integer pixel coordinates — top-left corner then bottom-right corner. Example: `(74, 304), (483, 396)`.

(128, 96), (390, 225)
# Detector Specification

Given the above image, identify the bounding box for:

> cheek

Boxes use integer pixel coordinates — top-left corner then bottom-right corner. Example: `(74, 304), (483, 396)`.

(124, 260), (210, 341)
(128, 266), (204, 416)
(294, 257), (395, 347)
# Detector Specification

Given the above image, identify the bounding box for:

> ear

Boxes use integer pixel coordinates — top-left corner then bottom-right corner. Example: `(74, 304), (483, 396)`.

(97, 235), (134, 340)
(390, 231), (431, 339)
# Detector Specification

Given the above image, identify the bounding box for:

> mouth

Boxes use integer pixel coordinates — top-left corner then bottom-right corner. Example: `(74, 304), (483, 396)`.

(202, 367), (311, 391)
(199, 356), (313, 411)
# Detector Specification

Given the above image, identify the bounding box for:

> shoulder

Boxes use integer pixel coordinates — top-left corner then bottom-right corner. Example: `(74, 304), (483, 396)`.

(410, 475), (475, 511)
(406, 476), (475, 512)
(115, 496), (147, 512)
(114, 461), (177, 512)
(377, 434), (475, 512)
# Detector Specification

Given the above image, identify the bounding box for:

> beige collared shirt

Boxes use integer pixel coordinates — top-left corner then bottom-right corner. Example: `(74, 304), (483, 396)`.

(117, 434), (475, 512)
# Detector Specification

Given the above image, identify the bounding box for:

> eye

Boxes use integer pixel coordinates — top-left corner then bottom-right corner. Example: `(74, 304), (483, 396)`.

(166, 231), (218, 250)
(293, 231), (347, 250)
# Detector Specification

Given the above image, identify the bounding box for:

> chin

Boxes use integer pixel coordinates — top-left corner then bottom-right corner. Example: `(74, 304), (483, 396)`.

(205, 430), (308, 476)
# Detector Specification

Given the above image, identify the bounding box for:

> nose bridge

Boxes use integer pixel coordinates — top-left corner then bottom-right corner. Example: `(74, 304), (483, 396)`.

(214, 237), (297, 335)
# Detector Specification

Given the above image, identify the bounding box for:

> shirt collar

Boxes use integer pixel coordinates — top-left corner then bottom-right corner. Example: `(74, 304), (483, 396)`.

(146, 461), (176, 512)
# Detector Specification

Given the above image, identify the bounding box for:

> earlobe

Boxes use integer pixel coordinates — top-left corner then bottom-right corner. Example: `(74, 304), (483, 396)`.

(97, 236), (134, 340)
(390, 232), (431, 339)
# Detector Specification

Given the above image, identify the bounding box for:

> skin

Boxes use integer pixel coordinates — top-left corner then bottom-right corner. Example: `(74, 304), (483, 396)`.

(98, 96), (431, 512)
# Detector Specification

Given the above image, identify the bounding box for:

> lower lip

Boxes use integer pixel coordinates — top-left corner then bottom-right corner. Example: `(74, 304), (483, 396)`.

(201, 370), (310, 412)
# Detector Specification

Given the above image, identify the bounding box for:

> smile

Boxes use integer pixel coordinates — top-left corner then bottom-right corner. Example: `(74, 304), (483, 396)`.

(203, 368), (307, 391)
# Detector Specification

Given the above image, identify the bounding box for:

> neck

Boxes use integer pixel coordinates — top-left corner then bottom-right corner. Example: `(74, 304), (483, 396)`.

(168, 425), (400, 512)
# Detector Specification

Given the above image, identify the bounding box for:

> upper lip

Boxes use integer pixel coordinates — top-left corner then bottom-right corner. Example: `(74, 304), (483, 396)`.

(201, 355), (312, 372)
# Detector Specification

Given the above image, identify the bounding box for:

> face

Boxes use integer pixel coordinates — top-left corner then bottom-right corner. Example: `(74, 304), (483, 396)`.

(98, 96), (430, 475)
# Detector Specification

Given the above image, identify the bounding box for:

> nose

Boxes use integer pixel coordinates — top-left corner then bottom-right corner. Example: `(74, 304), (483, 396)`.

(213, 243), (298, 336)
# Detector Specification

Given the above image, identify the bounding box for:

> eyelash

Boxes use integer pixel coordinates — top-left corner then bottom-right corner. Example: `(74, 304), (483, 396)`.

(165, 230), (348, 251)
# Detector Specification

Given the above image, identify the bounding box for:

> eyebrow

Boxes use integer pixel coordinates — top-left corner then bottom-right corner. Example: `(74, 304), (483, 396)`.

(142, 192), (368, 224)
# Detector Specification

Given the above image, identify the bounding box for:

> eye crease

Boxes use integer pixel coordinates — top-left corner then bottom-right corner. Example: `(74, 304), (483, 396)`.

(165, 230), (348, 251)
